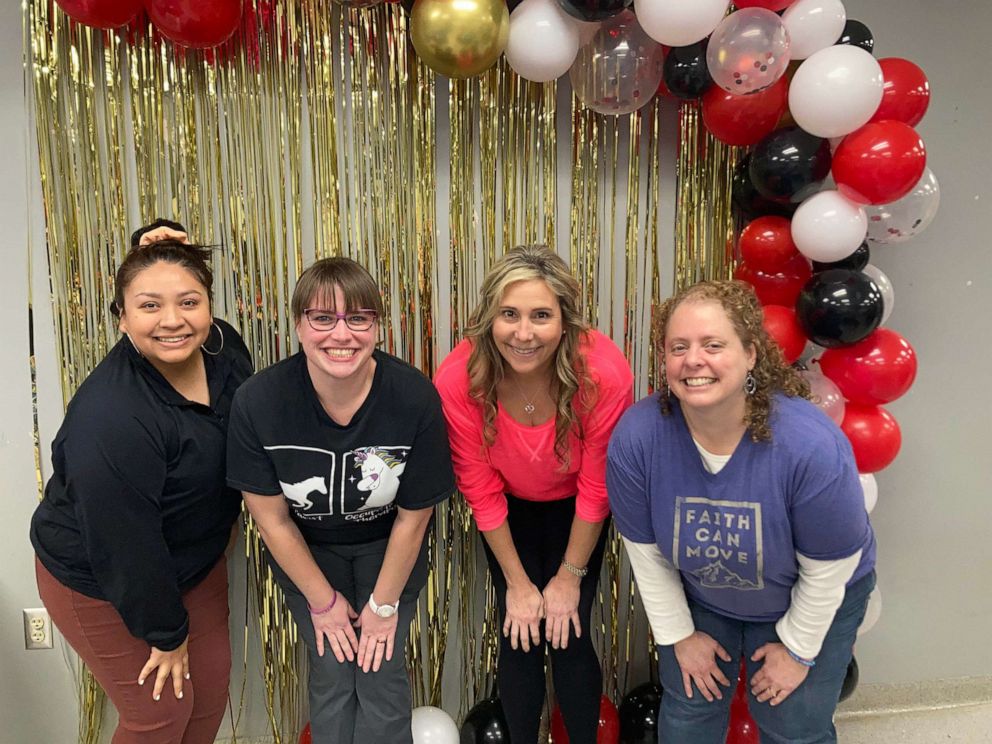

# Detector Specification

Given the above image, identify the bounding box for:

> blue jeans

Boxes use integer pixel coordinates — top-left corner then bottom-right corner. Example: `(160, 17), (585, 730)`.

(657, 571), (875, 744)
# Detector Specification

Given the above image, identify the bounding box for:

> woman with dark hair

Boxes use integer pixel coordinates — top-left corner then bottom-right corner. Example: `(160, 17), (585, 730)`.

(30, 222), (253, 743)
(607, 279), (876, 744)
(434, 245), (633, 744)
(226, 257), (454, 744)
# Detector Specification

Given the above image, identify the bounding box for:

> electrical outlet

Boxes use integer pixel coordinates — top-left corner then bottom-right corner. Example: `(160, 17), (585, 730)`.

(23, 608), (53, 650)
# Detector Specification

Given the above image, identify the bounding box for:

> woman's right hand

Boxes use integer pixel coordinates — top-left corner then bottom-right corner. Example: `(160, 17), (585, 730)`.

(139, 226), (188, 245)
(503, 581), (545, 652)
(310, 595), (360, 663)
(673, 631), (732, 702)
(138, 637), (189, 701)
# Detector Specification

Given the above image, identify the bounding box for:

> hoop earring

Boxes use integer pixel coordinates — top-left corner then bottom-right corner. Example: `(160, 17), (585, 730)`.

(744, 371), (757, 396)
(124, 332), (143, 358)
(201, 321), (225, 356)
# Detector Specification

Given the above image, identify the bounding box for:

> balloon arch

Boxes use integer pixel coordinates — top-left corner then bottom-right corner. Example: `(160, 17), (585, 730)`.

(48, 1), (931, 742)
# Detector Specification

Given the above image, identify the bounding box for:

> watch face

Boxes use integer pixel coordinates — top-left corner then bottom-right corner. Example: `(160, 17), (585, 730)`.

(375, 605), (397, 618)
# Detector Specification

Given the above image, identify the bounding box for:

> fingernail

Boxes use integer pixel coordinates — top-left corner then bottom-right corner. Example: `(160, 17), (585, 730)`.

(185, 673), (190, 680)
(154, 694), (160, 701)
(137, 678), (144, 685)
(178, 692), (183, 699)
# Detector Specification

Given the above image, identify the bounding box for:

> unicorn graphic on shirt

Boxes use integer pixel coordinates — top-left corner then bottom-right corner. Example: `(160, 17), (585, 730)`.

(279, 476), (327, 511)
(352, 447), (406, 510)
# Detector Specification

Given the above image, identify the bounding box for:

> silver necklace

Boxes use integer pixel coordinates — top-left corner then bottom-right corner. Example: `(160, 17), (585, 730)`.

(511, 377), (544, 415)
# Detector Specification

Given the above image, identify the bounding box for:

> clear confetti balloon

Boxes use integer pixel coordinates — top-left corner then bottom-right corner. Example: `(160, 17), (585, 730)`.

(865, 167), (940, 245)
(569, 11), (665, 115)
(706, 8), (791, 95)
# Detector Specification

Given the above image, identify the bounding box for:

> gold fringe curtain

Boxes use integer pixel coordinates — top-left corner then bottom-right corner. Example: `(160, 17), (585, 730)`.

(26, 1), (736, 740)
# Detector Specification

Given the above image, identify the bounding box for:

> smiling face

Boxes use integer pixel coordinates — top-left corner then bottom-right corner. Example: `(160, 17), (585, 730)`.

(491, 278), (564, 380)
(117, 260), (212, 372)
(296, 284), (378, 386)
(664, 299), (757, 418)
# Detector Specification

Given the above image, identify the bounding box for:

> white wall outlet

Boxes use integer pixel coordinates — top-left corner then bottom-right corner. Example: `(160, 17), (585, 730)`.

(23, 608), (53, 650)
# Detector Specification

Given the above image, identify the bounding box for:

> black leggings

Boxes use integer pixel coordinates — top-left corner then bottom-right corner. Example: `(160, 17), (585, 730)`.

(482, 494), (610, 744)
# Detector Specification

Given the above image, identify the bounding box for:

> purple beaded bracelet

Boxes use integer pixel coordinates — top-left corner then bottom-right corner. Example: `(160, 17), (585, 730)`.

(308, 591), (338, 616)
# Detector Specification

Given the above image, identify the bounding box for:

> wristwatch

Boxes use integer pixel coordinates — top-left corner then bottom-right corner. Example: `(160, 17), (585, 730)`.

(368, 592), (399, 618)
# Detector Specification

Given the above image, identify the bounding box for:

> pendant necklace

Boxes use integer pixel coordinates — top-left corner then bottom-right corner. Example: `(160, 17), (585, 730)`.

(511, 377), (543, 415)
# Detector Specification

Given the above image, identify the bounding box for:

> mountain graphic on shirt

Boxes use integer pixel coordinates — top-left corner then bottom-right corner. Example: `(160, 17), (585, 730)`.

(691, 561), (760, 590)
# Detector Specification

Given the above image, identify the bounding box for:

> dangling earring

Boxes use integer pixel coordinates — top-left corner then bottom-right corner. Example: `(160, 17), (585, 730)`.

(744, 370), (757, 396)
(201, 321), (225, 356)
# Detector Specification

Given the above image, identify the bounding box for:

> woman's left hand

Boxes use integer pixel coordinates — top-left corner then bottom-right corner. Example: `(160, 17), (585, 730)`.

(354, 604), (399, 673)
(542, 574), (582, 649)
(749, 643), (810, 705)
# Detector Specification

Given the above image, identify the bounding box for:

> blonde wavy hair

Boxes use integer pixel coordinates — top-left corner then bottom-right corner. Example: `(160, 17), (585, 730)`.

(463, 245), (593, 464)
(653, 279), (810, 442)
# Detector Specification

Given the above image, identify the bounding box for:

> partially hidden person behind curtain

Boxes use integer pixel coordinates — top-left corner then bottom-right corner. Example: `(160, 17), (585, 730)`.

(434, 245), (634, 744)
(607, 279), (876, 744)
(226, 257), (454, 744)
(30, 220), (253, 744)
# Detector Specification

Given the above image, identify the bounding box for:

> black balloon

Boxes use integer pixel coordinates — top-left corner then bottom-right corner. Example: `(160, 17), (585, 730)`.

(618, 682), (662, 744)
(460, 697), (510, 744)
(795, 269), (883, 348)
(557, 0), (631, 22)
(750, 126), (832, 204)
(836, 19), (874, 54)
(732, 154), (799, 222)
(663, 42), (712, 100)
(812, 242), (871, 272)
(839, 657), (860, 702)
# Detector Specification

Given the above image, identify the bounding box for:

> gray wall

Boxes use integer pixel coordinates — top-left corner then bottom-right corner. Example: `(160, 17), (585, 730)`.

(2, 1), (989, 741)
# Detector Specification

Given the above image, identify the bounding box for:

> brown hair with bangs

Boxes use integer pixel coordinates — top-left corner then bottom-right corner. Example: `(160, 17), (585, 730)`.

(291, 257), (384, 323)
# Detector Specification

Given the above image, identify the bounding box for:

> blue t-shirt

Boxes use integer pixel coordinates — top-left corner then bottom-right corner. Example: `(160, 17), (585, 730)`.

(607, 393), (875, 623)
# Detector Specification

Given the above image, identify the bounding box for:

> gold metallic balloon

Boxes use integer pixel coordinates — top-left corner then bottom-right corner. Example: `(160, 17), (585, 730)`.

(410, 0), (509, 79)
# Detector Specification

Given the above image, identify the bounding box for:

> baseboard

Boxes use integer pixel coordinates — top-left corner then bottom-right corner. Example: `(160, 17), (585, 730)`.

(836, 676), (992, 719)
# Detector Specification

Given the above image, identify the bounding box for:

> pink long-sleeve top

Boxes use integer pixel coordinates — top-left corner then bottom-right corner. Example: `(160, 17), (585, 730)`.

(434, 330), (634, 531)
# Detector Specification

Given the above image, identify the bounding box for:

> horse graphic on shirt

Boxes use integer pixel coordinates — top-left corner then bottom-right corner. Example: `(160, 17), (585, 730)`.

(352, 447), (406, 510)
(279, 476), (327, 511)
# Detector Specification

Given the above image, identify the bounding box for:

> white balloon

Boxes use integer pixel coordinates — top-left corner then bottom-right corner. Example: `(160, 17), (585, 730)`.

(789, 45), (883, 138)
(861, 264), (894, 325)
(411, 706), (459, 744)
(858, 586), (882, 636)
(792, 190), (868, 263)
(782, 0), (847, 60)
(635, 0), (730, 47)
(865, 167), (941, 245)
(505, 0), (580, 82)
(859, 473), (878, 514)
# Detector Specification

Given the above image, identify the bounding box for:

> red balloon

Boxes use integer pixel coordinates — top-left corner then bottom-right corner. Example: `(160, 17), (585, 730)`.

(146, 0), (243, 48)
(550, 696), (620, 744)
(871, 58), (931, 127)
(733, 254), (812, 307)
(299, 722), (312, 744)
(738, 216), (799, 271)
(702, 76), (790, 147)
(733, 0), (797, 10)
(832, 121), (927, 205)
(820, 328), (918, 405)
(762, 305), (806, 364)
(841, 403), (902, 473)
(726, 667), (760, 744)
(55, 0), (142, 28)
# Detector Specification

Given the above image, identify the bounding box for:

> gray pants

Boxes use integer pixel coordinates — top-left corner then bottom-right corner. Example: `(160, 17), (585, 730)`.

(268, 536), (429, 744)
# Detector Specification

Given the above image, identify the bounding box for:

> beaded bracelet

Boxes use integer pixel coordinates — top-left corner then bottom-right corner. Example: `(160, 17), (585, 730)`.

(786, 648), (816, 667)
(561, 558), (589, 578)
(308, 591), (338, 616)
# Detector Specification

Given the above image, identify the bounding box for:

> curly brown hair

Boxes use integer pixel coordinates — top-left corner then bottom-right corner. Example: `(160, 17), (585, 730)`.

(653, 279), (810, 442)
(463, 245), (594, 465)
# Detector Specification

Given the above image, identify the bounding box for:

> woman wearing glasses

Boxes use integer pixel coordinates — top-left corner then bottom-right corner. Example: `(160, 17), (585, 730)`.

(226, 257), (454, 743)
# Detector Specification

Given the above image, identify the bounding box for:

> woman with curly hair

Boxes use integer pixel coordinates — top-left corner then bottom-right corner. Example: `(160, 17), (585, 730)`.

(607, 279), (875, 744)
(435, 245), (633, 743)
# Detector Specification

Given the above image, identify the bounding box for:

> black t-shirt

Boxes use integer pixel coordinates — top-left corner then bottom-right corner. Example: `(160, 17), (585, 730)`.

(30, 319), (253, 650)
(226, 350), (455, 545)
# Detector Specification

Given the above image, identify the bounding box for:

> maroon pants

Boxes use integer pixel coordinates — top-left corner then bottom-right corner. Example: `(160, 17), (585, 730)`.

(36, 556), (232, 744)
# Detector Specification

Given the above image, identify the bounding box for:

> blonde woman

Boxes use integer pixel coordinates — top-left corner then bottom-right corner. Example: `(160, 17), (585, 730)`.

(435, 245), (633, 743)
